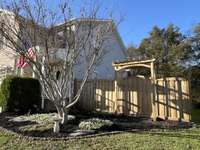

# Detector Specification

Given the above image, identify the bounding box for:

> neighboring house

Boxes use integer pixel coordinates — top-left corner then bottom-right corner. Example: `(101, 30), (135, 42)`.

(53, 18), (126, 79)
(0, 9), (126, 81)
(0, 9), (16, 68)
(0, 10), (17, 83)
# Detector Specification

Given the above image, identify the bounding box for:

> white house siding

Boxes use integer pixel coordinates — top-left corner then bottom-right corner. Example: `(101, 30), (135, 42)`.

(53, 20), (126, 80)
(0, 16), (126, 80)
(93, 33), (126, 79)
(0, 10), (18, 69)
(0, 51), (15, 67)
(74, 30), (126, 80)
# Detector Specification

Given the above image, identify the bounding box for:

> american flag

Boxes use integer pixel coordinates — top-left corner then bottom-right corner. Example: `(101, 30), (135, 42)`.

(16, 48), (35, 68)
(27, 48), (34, 58)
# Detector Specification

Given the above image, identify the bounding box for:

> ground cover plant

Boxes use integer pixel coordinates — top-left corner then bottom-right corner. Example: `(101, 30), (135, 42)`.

(79, 118), (113, 130)
(0, 0), (122, 130)
(0, 109), (199, 149)
(0, 124), (200, 149)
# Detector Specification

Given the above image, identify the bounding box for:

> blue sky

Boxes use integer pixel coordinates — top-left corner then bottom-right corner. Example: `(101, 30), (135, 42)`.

(97, 0), (199, 47)
(31, 0), (200, 47)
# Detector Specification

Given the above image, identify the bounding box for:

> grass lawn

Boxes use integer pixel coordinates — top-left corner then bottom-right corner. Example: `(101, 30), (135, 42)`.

(0, 135), (10, 146)
(0, 128), (200, 150)
(0, 109), (200, 150)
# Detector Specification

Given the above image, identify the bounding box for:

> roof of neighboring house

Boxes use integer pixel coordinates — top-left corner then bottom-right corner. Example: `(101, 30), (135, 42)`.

(54, 18), (114, 27)
(53, 18), (127, 56)
(0, 9), (127, 56)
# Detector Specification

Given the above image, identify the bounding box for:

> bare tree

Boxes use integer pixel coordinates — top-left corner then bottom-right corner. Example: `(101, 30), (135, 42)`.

(0, 0), (120, 129)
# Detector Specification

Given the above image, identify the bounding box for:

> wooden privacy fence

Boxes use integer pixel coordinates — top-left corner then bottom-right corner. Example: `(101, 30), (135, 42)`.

(75, 77), (191, 122)
(156, 78), (190, 121)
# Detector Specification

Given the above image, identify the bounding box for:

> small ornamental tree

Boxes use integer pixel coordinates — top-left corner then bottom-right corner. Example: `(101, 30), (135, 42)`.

(0, 0), (121, 129)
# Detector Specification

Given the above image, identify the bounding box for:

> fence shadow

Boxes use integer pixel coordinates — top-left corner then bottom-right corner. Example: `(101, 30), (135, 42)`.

(75, 77), (191, 121)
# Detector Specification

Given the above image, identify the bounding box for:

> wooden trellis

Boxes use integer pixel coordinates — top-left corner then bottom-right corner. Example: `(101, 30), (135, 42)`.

(71, 59), (190, 122)
(112, 59), (158, 120)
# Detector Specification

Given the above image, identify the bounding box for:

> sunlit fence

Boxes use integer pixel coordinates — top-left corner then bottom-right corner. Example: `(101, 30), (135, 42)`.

(75, 77), (191, 122)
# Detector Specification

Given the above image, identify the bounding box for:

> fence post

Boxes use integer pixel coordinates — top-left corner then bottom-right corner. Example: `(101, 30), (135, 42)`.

(177, 78), (183, 121)
(164, 78), (169, 120)
(151, 61), (157, 121)
(114, 71), (119, 113)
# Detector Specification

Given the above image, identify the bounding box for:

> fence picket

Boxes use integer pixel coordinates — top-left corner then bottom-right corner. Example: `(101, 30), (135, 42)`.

(74, 77), (191, 121)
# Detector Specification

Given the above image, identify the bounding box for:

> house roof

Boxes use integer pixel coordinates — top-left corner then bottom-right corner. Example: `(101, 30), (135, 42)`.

(54, 18), (114, 27)
(0, 9), (127, 57)
(53, 18), (127, 56)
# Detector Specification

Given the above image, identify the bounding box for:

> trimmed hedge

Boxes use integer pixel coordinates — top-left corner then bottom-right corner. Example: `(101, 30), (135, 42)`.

(0, 76), (41, 113)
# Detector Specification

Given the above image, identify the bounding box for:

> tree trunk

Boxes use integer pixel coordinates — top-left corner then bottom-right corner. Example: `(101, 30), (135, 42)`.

(56, 106), (68, 124)
(60, 108), (68, 125)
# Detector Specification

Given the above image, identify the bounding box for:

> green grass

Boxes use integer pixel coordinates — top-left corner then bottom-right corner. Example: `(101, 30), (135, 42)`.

(0, 128), (200, 150)
(0, 110), (200, 150)
(12, 113), (57, 124)
(0, 135), (11, 147)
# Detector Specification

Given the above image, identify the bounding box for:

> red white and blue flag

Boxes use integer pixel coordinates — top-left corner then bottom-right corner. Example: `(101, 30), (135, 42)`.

(16, 48), (35, 68)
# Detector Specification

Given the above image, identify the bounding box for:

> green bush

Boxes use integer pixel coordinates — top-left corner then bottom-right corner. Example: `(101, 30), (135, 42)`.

(79, 118), (113, 130)
(0, 76), (41, 113)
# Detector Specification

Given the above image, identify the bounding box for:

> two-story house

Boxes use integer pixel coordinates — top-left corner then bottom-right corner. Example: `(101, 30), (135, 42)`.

(0, 9), (126, 82)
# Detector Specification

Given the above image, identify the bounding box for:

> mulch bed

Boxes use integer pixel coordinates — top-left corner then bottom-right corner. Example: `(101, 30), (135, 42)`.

(0, 112), (192, 140)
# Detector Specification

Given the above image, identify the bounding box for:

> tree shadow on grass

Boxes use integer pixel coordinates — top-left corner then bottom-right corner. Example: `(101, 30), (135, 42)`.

(0, 112), (54, 137)
(0, 112), (194, 139)
(146, 131), (200, 140)
(0, 112), (86, 138)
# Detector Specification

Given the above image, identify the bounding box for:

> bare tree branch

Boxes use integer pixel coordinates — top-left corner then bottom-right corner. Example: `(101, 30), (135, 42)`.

(0, 0), (121, 129)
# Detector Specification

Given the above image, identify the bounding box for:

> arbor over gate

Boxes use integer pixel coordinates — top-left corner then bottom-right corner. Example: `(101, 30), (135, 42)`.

(76, 59), (191, 122)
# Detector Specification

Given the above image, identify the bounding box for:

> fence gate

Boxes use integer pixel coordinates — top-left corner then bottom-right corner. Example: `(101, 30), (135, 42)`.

(116, 77), (152, 117)
(75, 77), (190, 121)
(75, 59), (190, 121)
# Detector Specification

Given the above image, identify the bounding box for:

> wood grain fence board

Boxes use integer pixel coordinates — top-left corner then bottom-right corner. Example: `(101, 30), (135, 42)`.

(75, 77), (191, 121)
